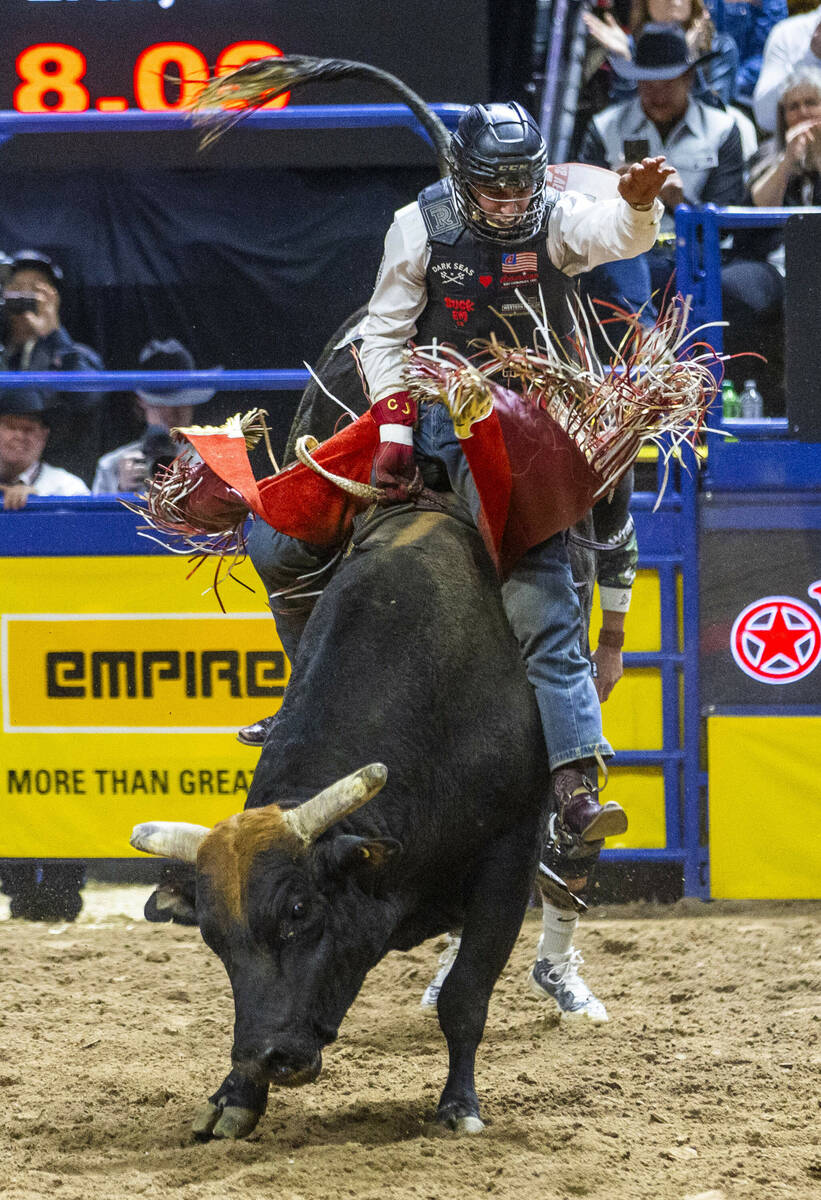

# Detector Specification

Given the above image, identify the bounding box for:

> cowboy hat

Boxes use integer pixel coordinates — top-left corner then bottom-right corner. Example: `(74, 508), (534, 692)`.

(609, 23), (719, 82)
(136, 338), (221, 408)
(0, 387), (57, 425)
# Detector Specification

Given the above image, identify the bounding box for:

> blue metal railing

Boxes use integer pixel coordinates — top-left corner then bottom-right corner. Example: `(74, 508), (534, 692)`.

(0, 103), (466, 400)
(0, 104), (467, 148)
(675, 203), (795, 364)
(675, 203), (821, 491)
(612, 458), (704, 895)
(0, 369), (310, 392)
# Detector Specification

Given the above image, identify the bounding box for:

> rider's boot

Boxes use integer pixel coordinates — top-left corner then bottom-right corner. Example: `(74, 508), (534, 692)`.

(237, 713), (279, 747)
(550, 758), (627, 847)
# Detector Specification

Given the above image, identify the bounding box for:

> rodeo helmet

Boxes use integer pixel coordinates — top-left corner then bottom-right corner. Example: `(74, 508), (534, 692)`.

(449, 102), (548, 244)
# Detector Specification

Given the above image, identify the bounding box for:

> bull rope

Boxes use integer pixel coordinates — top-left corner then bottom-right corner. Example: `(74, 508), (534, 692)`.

(293, 434), (381, 502)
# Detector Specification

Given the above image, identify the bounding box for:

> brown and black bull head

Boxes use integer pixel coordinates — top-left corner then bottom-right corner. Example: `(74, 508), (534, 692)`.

(131, 763), (398, 1138)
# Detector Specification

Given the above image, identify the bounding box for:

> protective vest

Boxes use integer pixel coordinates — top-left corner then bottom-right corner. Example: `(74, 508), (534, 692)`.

(414, 178), (576, 355)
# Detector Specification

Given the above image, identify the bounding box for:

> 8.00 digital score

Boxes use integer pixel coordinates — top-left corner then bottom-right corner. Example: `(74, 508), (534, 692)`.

(14, 41), (290, 113)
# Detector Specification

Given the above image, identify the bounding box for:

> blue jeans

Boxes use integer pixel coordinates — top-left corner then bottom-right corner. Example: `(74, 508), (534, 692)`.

(249, 403), (611, 770)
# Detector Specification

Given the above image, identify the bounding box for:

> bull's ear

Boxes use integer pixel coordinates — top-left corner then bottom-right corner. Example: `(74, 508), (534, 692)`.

(322, 834), (403, 876)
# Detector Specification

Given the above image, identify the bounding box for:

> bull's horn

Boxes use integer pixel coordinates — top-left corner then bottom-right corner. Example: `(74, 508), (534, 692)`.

(130, 821), (211, 863)
(283, 763), (388, 845)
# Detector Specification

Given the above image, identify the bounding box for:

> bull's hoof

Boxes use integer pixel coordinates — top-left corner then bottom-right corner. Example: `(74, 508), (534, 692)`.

(192, 1069), (268, 1142)
(436, 1103), (486, 1135)
(192, 1101), (262, 1141)
(453, 1114), (485, 1134)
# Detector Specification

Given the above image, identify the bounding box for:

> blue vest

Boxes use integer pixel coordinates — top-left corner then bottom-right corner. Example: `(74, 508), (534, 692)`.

(414, 178), (576, 354)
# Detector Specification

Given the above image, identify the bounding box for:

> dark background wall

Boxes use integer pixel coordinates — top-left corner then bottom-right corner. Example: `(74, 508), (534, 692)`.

(0, 165), (433, 463)
(0, 0), (541, 476)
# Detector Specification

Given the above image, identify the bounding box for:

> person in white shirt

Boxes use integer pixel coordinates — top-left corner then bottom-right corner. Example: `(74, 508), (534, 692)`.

(0, 393), (89, 511)
(723, 64), (821, 412)
(753, 3), (821, 133)
(92, 339), (217, 494)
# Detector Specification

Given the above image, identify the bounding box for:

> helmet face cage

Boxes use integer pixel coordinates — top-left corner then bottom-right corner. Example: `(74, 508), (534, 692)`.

(450, 103), (549, 244)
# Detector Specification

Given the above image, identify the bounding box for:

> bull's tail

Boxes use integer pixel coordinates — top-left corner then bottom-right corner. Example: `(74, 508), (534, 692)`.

(189, 54), (451, 175)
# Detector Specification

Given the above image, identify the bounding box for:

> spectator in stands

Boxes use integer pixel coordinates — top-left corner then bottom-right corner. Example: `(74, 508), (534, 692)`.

(0, 390), (89, 511)
(577, 23), (744, 332)
(723, 65), (821, 412)
(753, 2), (821, 132)
(0, 250), (105, 483)
(1, 250), (104, 398)
(583, 0), (740, 103)
(92, 338), (216, 493)
(707, 0), (788, 106)
(749, 64), (821, 204)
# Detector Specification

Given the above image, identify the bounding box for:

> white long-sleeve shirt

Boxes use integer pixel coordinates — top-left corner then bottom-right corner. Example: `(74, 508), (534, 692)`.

(753, 5), (821, 134)
(17, 459), (89, 496)
(359, 190), (662, 401)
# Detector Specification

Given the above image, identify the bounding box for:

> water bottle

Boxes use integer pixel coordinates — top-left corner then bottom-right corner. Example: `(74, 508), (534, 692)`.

(721, 380), (740, 419)
(739, 379), (764, 419)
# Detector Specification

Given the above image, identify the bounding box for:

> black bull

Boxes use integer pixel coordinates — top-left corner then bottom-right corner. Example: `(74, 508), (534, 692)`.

(132, 308), (619, 1140)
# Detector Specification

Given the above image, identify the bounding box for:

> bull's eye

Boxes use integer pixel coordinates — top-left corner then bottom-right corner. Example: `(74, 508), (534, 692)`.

(291, 901), (306, 920)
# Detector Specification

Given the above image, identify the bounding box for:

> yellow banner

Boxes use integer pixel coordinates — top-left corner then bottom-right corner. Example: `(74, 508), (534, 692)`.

(1, 557), (667, 857)
(1, 555), (281, 857)
(709, 715), (821, 899)
(5, 614), (285, 731)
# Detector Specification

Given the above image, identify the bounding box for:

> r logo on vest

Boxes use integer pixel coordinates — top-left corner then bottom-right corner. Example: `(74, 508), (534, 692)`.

(427, 200), (460, 235)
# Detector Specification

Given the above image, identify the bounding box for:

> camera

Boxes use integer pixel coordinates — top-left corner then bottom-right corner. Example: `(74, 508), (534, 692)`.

(115, 429), (178, 492)
(141, 426), (178, 475)
(3, 291), (40, 316)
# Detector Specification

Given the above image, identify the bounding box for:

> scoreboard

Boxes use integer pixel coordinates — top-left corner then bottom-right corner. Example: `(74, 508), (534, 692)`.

(1, 0), (489, 165)
(12, 36), (292, 116)
(1, 0), (487, 166)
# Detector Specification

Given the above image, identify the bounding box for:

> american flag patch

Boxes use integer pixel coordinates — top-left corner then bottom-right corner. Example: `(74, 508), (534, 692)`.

(501, 252), (538, 273)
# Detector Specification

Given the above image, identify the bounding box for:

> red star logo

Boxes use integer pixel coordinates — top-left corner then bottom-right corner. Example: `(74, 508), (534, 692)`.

(731, 596), (821, 684)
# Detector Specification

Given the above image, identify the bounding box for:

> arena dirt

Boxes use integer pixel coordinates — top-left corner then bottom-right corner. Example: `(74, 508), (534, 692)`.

(0, 886), (818, 1200)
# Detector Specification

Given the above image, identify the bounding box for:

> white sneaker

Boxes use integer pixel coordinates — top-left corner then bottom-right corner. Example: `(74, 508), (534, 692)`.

(420, 933), (461, 1017)
(528, 948), (608, 1023)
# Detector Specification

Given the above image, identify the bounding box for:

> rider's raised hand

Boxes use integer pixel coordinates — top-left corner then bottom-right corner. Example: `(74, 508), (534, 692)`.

(618, 155), (676, 208)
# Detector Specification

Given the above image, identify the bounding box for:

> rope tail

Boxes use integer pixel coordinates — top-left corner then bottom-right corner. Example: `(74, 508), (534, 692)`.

(189, 54), (452, 175)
